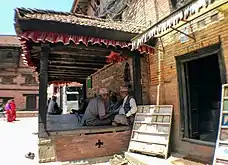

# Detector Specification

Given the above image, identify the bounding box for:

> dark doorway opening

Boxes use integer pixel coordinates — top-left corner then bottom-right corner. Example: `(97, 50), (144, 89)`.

(184, 54), (221, 142)
(176, 44), (226, 144)
(25, 95), (37, 111)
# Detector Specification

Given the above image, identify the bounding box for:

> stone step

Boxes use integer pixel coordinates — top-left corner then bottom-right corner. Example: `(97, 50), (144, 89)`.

(61, 155), (114, 165)
(125, 152), (205, 165)
(125, 152), (170, 165)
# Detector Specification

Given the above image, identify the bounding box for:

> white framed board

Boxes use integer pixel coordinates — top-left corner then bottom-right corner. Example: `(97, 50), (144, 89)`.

(128, 105), (173, 159)
(213, 84), (228, 165)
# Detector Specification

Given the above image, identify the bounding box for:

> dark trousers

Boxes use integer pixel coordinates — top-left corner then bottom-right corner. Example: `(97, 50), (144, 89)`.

(84, 114), (116, 126)
(86, 118), (112, 126)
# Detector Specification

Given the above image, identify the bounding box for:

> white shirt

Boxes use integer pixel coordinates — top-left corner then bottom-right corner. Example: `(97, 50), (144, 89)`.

(119, 95), (137, 117)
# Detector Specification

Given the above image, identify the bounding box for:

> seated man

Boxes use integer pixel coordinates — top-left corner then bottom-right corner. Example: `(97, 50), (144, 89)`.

(81, 88), (114, 126)
(112, 86), (137, 126)
(47, 96), (62, 115)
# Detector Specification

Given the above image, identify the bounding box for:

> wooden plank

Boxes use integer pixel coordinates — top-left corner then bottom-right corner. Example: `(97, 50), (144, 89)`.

(47, 71), (92, 75)
(48, 65), (99, 70)
(49, 60), (106, 66)
(48, 63), (103, 69)
(128, 105), (173, 159)
(48, 77), (85, 83)
(51, 50), (109, 57)
(49, 75), (87, 79)
(47, 68), (95, 73)
(48, 56), (107, 62)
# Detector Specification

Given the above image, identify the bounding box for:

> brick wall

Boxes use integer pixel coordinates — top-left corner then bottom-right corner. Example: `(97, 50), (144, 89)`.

(122, 0), (172, 28)
(87, 59), (133, 98)
(86, 55), (150, 104)
(120, 0), (172, 105)
(140, 54), (150, 104)
(0, 58), (39, 110)
(147, 9), (228, 161)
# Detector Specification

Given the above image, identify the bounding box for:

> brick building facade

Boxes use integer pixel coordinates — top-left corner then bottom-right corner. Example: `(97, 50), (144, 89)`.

(72, 0), (228, 163)
(0, 35), (39, 110)
(130, 0), (228, 163)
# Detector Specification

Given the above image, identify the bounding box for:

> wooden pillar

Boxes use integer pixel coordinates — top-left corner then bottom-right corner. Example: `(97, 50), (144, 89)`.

(132, 52), (143, 105)
(87, 0), (95, 16)
(38, 44), (50, 138)
(59, 86), (63, 110)
(82, 80), (87, 100)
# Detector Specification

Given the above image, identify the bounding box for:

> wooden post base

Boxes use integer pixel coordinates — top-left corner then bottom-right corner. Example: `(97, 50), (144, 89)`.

(38, 138), (56, 163)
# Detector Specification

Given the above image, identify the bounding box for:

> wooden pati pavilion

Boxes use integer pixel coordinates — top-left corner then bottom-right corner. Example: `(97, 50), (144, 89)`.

(14, 8), (155, 163)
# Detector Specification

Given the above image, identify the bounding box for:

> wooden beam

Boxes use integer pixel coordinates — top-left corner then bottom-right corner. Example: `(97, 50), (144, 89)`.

(49, 60), (106, 67)
(48, 68), (94, 73)
(88, 0), (96, 12)
(48, 75), (89, 79)
(48, 65), (99, 70)
(49, 76), (88, 79)
(48, 55), (107, 61)
(49, 75), (88, 79)
(49, 56), (107, 63)
(77, 4), (87, 15)
(51, 50), (109, 58)
(48, 70), (92, 75)
(48, 69), (94, 74)
(48, 77), (85, 83)
(49, 43), (124, 53)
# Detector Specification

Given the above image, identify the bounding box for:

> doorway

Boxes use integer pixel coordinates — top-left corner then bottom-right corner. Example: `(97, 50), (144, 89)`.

(25, 95), (37, 110)
(176, 44), (226, 143)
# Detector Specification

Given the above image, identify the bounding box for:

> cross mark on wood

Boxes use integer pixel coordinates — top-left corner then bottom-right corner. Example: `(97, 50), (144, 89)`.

(95, 139), (104, 148)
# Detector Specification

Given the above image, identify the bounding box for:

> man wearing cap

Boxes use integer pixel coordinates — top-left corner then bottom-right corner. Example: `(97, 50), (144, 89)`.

(81, 88), (114, 126)
(112, 86), (137, 126)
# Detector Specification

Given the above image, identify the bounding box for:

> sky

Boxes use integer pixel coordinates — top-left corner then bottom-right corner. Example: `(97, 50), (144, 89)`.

(0, 0), (74, 35)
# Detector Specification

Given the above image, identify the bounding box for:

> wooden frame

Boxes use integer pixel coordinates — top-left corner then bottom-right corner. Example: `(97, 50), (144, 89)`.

(213, 84), (228, 164)
(128, 105), (173, 159)
(175, 42), (226, 142)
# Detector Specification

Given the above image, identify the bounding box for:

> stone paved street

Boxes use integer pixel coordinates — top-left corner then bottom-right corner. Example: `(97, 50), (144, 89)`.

(0, 117), (61, 165)
(0, 117), (110, 165)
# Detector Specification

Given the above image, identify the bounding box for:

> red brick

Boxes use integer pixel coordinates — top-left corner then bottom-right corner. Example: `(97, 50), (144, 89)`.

(50, 131), (131, 161)
(88, 57), (150, 104)
(52, 130), (131, 162)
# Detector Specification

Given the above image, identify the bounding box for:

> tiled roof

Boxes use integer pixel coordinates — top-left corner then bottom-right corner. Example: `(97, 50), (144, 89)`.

(15, 8), (147, 34)
(0, 35), (20, 47)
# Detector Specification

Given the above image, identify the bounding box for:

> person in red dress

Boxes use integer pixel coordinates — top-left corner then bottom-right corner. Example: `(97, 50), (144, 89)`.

(10, 99), (16, 121)
(5, 100), (13, 122)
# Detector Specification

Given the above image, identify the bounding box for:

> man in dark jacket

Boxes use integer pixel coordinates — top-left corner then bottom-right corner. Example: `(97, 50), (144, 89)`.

(112, 86), (137, 126)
